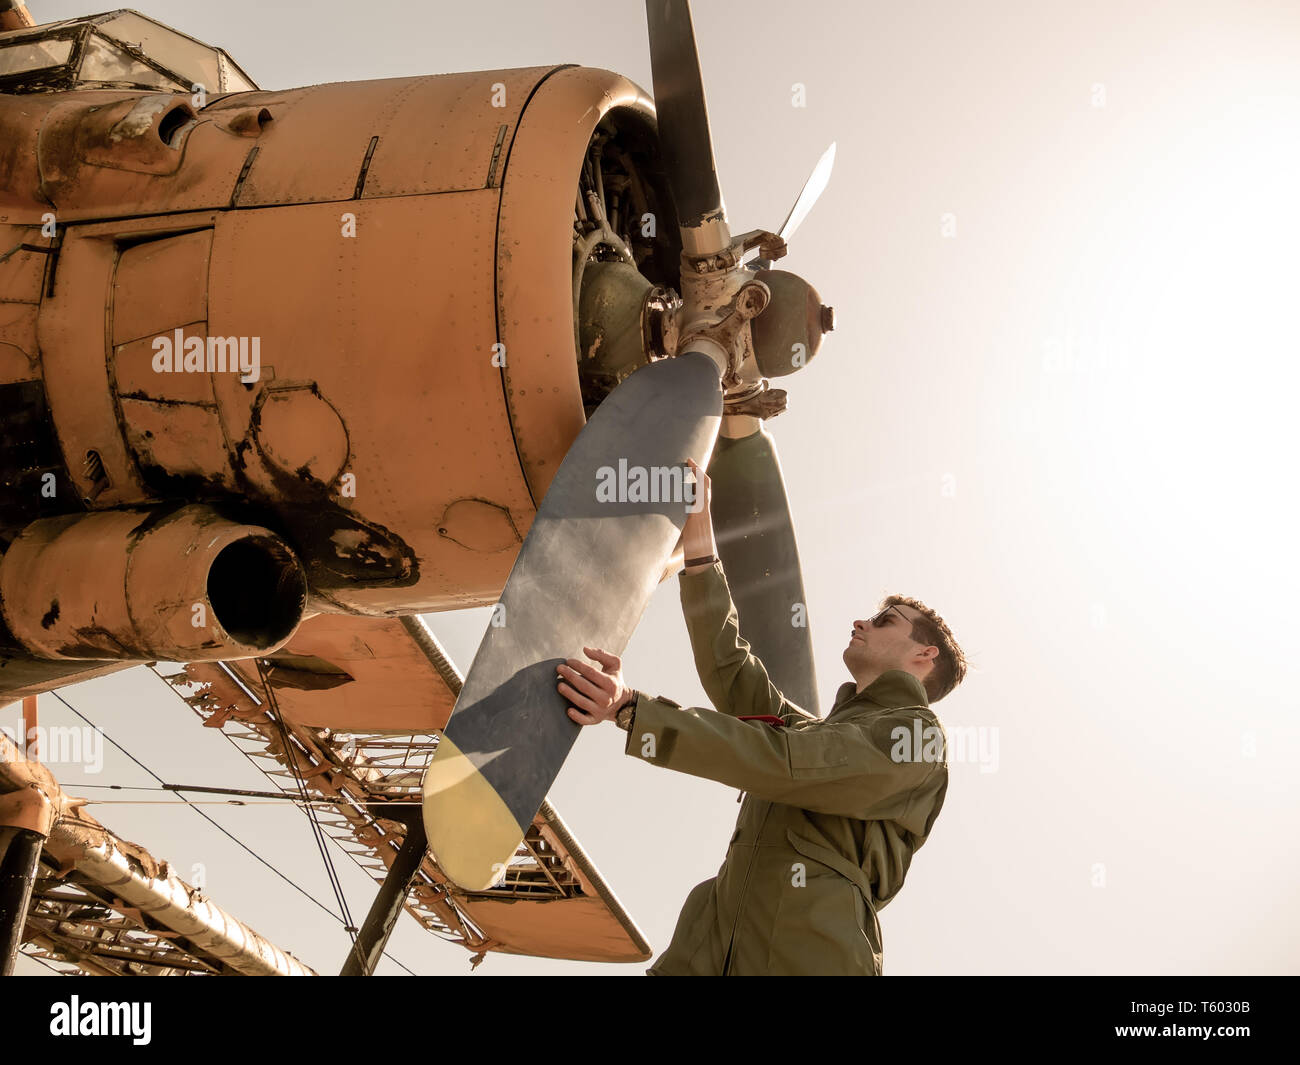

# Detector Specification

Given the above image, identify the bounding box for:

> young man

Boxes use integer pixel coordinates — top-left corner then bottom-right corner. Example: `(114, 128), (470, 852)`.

(557, 459), (967, 975)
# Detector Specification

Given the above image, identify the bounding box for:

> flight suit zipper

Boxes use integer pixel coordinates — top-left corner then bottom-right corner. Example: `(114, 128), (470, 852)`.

(720, 797), (770, 975)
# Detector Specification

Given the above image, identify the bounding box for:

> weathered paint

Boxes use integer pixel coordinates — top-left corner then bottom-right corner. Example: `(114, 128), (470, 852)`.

(1, 67), (669, 625)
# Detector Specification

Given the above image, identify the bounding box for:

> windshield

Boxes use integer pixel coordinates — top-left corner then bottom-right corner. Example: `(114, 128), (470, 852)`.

(0, 35), (72, 76)
(97, 11), (221, 90)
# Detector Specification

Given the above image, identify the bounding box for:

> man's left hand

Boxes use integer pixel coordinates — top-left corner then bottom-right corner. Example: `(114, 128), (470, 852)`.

(557, 647), (632, 726)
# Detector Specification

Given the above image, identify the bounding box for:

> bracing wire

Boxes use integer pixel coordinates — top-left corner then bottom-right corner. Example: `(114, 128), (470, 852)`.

(45, 688), (419, 974)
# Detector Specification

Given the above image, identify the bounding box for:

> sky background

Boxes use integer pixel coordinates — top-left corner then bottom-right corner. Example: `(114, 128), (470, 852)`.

(9, 0), (1300, 975)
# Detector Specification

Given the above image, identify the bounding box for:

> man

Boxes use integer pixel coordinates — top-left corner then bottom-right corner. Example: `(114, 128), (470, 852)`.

(557, 459), (967, 975)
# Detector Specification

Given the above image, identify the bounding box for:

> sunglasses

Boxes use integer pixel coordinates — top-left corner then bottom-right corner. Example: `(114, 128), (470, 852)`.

(866, 604), (911, 628)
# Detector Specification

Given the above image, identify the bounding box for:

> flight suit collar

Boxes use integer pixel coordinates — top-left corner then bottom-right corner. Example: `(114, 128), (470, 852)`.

(828, 669), (929, 717)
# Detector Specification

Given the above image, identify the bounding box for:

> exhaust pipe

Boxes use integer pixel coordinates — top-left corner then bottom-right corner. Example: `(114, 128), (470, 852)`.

(0, 505), (307, 661)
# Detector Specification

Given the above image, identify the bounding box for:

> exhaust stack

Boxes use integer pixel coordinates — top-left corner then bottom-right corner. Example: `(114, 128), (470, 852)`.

(0, 505), (307, 661)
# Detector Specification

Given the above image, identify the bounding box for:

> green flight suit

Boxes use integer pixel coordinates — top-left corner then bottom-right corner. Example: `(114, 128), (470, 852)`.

(624, 560), (948, 975)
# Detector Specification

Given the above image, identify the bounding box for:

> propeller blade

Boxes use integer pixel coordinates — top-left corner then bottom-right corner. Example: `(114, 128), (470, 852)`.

(707, 426), (820, 716)
(778, 140), (836, 242)
(423, 353), (722, 890)
(645, 0), (726, 232)
(748, 141), (837, 270)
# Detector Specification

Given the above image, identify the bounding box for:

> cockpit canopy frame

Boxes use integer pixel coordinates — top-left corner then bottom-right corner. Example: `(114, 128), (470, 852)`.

(0, 8), (257, 95)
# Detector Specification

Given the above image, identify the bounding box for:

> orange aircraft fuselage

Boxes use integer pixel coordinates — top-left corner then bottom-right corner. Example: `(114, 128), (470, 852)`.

(0, 65), (674, 663)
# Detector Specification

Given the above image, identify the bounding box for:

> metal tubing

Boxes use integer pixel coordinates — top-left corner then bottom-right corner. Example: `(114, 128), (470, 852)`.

(339, 815), (427, 976)
(0, 829), (43, 976)
(46, 820), (318, 976)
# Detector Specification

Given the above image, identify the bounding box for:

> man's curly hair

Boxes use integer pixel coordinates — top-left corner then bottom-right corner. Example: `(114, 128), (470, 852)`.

(881, 594), (967, 703)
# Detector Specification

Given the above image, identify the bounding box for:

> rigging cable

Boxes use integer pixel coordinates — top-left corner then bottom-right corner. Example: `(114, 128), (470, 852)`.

(149, 663), (466, 952)
(46, 689), (418, 974)
(254, 657), (367, 974)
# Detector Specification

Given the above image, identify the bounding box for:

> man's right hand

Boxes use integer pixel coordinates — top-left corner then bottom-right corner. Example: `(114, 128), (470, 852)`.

(683, 458), (717, 573)
(557, 647), (633, 726)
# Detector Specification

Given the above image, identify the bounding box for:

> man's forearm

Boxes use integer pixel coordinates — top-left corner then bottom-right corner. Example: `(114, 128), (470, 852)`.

(677, 560), (788, 719)
(621, 691), (940, 821)
(681, 521), (717, 574)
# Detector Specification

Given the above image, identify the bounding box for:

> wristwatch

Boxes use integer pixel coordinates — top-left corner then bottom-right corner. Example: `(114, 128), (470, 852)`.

(614, 689), (638, 731)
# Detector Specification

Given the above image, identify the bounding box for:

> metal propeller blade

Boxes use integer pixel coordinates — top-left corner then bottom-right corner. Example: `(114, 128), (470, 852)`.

(423, 353), (722, 890)
(647, 2), (819, 713)
(749, 141), (836, 271)
(707, 426), (820, 716)
(645, 0), (726, 234)
(748, 139), (837, 273)
(778, 141), (836, 242)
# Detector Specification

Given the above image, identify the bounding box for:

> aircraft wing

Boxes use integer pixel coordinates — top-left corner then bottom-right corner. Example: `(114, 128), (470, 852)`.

(162, 613), (651, 967)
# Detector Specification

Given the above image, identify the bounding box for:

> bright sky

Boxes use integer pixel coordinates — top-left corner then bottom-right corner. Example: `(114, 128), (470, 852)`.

(10, 0), (1299, 975)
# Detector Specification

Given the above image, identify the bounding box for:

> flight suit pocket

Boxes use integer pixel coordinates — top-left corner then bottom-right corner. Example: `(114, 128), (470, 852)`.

(783, 829), (879, 975)
(787, 727), (849, 777)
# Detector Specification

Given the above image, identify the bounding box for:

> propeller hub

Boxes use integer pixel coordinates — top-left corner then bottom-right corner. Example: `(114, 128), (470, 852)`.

(676, 269), (770, 388)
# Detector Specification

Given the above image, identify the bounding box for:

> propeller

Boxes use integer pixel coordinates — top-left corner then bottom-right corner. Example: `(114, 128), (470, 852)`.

(704, 141), (838, 716)
(644, 0), (726, 237)
(747, 141), (837, 272)
(421, 354), (725, 891)
(708, 427), (820, 715)
(643, 1), (831, 717)
(422, 0), (829, 890)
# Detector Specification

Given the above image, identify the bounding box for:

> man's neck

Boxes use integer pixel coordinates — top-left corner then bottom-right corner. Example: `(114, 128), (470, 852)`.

(852, 669), (884, 695)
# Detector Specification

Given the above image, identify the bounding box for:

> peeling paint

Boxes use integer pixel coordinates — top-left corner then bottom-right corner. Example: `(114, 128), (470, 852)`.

(110, 95), (175, 141)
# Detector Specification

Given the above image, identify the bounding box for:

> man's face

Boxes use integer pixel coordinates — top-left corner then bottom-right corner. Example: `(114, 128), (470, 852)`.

(843, 603), (936, 677)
